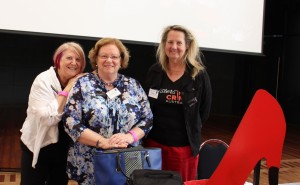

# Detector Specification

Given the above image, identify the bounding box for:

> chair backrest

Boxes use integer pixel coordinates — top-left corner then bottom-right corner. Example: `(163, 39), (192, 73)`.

(198, 139), (229, 179)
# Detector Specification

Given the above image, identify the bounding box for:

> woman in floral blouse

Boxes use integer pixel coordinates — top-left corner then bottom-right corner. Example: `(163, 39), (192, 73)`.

(61, 38), (153, 184)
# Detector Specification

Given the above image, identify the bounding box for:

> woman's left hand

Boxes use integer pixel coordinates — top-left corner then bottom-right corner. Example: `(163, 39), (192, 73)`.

(109, 133), (133, 145)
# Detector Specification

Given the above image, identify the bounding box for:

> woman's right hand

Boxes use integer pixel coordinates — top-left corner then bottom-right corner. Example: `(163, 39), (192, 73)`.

(65, 73), (87, 91)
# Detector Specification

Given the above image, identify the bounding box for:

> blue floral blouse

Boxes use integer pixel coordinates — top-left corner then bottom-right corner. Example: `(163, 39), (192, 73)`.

(62, 72), (153, 184)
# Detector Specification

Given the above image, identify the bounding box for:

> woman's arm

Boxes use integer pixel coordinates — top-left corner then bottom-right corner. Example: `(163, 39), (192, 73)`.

(57, 74), (86, 114)
(78, 128), (128, 149)
(199, 70), (212, 123)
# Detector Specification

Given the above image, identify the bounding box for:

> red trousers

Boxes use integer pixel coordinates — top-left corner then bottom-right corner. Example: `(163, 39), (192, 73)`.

(144, 139), (199, 182)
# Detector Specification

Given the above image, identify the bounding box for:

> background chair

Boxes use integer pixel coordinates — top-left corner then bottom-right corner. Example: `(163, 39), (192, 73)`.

(198, 139), (229, 180)
(185, 89), (286, 185)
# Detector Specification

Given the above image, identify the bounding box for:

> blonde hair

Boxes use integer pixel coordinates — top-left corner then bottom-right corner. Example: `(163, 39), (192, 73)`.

(88, 38), (130, 70)
(157, 25), (205, 79)
(53, 42), (86, 72)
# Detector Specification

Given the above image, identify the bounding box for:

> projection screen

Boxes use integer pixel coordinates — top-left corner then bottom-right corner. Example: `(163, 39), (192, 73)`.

(0, 0), (265, 54)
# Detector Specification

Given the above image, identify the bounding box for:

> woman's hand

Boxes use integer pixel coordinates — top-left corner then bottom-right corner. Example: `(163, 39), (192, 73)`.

(109, 133), (134, 146)
(100, 137), (128, 149)
(65, 73), (87, 91)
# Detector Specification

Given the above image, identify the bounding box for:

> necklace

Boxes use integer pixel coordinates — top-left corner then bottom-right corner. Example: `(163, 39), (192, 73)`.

(102, 81), (114, 86)
(96, 71), (117, 86)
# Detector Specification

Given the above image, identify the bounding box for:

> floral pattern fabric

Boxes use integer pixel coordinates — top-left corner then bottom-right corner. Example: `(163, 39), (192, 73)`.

(62, 72), (153, 184)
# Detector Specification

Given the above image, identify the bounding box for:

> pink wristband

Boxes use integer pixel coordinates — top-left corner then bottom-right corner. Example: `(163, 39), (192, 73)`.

(128, 130), (138, 142)
(58, 91), (69, 97)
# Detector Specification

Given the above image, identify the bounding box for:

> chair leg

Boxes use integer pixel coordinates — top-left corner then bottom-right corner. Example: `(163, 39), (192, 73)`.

(253, 160), (261, 185)
(269, 167), (279, 185)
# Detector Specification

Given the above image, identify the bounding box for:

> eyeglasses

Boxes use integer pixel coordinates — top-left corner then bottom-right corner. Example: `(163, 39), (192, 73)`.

(98, 55), (120, 60)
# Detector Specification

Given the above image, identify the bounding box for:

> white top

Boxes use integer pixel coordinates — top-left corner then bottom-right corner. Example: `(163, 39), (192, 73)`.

(20, 66), (63, 168)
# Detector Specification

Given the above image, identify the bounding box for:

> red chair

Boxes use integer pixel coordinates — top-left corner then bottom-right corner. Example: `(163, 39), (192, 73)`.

(185, 89), (286, 185)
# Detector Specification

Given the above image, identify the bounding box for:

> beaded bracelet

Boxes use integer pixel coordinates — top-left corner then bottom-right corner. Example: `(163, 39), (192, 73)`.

(128, 130), (138, 142)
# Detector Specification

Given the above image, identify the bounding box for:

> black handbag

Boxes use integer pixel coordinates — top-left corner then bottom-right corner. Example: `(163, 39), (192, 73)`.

(93, 146), (162, 185)
(128, 169), (183, 185)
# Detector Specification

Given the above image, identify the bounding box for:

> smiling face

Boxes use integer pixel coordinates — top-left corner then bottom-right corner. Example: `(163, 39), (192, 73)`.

(57, 48), (82, 84)
(165, 30), (187, 62)
(96, 44), (121, 78)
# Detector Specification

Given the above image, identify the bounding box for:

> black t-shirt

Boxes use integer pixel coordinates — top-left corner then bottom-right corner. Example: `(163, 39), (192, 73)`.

(148, 73), (189, 146)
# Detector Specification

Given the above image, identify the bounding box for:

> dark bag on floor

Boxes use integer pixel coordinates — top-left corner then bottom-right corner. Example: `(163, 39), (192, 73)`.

(94, 146), (162, 185)
(127, 169), (183, 185)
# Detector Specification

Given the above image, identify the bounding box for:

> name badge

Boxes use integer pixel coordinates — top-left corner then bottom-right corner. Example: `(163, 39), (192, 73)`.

(106, 88), (121, 99)
(148, 88), (159, 99)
